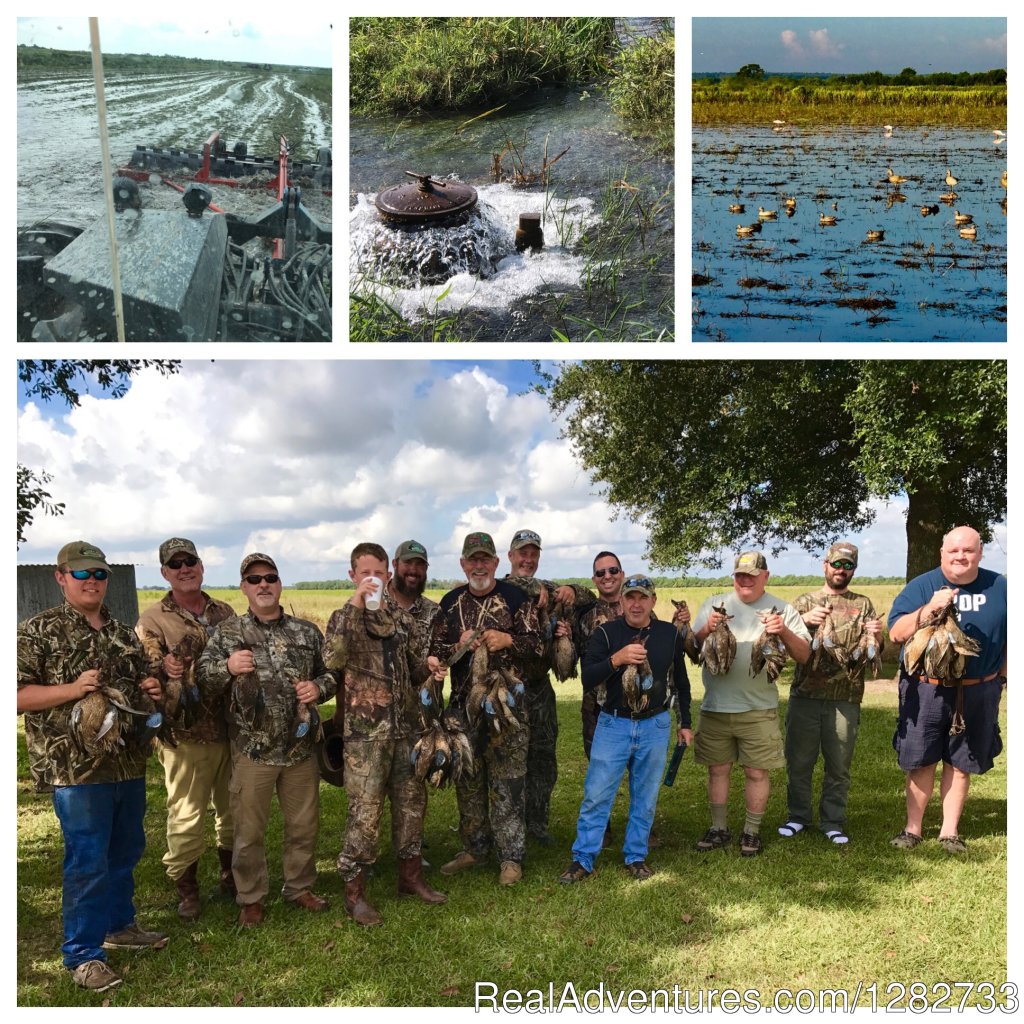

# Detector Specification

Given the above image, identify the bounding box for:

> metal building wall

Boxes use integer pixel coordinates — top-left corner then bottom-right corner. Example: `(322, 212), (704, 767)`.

(17, 565), (140, 625)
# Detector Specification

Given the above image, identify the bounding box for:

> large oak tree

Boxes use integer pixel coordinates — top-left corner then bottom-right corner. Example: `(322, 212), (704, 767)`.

(545, 360), (1005, 581)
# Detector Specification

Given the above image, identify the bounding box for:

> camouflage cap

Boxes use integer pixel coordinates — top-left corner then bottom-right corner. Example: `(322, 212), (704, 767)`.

(733, 551), (768, 575)
(509, 528), (542, 552)
(621, 574), (656, 597)
(394, 539), (429, 564)
(462, 532), (497, 558)
(57, 541), (111, 572)
(159, 537), (199, 565)
(240, 552), (278, 576)
(826, 542), (859, 566)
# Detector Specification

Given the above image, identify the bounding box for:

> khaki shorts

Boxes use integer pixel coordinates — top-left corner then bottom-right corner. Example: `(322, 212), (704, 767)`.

(694, 708), (785, 769)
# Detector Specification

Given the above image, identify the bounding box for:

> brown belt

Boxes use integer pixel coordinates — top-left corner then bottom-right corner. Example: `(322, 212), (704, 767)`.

(918, 672), (1000, 687)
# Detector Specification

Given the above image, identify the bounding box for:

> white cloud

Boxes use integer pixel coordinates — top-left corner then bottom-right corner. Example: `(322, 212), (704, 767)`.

(808, 28), (843, 58)
(780, 29), (804, 57)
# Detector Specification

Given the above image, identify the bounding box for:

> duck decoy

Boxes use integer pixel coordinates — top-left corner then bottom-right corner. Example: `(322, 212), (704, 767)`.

(758, 206), (778, 219)
(728, 203), (745, 213)
(953, 210), (973, 225)
(887, 167), (908, 186)
(945, 168), (958, 188)
(866, 229), (885, 242)
(736, 223), (757, 237)
(959, 224), (977, 239)
(1001, 169), (1007, 191)
(783, 196), (797, 209)
(819, 214), (838, 226)
(920, 204), (940, 216)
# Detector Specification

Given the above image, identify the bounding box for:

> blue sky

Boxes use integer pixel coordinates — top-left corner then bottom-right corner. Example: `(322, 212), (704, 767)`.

(17, 16), (331, 68)
(694, 18), (1007, 75)
(16, 361), (1006, 587)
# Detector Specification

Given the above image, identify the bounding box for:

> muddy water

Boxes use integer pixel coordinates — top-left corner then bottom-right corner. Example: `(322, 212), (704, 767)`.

(692, 126), (1007, 342)
(18, 70), (331, 227)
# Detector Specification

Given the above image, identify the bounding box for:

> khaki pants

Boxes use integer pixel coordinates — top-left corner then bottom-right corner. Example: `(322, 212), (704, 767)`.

(229, 750), (320, 905)
(158, 740), (234, 880)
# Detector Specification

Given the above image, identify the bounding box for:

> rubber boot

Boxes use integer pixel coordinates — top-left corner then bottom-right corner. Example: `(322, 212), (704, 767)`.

(344, 870), (383, 927)
(175, 862), (200, 921)
(397, 855), (447, 904)
(217, 848), (237, 897)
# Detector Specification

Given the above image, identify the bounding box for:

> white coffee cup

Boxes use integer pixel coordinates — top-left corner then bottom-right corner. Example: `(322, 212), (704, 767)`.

(364, 576), (384, 611)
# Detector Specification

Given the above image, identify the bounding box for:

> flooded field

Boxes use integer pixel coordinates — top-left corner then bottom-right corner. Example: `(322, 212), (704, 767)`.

(17, 69), (331, 225)
(692, 125), (1007, 342)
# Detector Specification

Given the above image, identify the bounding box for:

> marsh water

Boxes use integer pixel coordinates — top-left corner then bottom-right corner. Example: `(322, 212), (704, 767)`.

(692, 125), (1007, 342)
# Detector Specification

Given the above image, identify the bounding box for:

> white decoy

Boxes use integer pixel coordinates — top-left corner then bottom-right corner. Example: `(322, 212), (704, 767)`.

(883, 124), (894, 136)
(945, 168), (958, 189)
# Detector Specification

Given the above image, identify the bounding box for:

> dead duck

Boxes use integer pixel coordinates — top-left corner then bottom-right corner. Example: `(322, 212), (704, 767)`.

(700, 604), (736, 676)
(953, 210), (973, 225)
(749, 607), (788, 684)
(550, 599), (576, 681)
(865, 229), (885, 242)
(758, 206), (778, 220)
(621, 657), (654, 713)
(819, 214), (838, 226)
(671, 599), (702, 662)
(945, 167), (958, 189)
(728, 203), (746, 214)
(847, 627), (883, 682)
(809, 602), (847, 670)
(886, 167), (908, 186)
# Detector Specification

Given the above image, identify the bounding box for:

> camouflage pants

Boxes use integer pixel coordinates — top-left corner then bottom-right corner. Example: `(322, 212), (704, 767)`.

(455, 722), (528, 863)
(582, 690), (600, 760)
(336, 735), (426, 881)
(525, 676), (558, 835)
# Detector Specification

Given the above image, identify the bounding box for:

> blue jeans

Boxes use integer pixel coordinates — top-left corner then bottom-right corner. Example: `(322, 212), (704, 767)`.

(51, 778), (147, 968)
(571, 710), (671, 871)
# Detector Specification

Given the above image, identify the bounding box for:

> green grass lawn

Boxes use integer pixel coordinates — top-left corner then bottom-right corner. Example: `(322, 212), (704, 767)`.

(17, 659), (1006, 1006)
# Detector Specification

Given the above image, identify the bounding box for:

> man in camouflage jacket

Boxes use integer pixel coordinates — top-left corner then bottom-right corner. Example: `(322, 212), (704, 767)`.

(780, 542), (883, 845)
(325, 542), (448, 927)
(384, 538), (440, 634)
(136, 537), (236, 921)
(502, 529), (596, 845)
(17, 541), (167, 994)
(428, 532), (542, 887)
(197, 553), (335, 927)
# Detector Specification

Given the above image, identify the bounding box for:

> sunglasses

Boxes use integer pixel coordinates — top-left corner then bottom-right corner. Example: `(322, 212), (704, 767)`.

(64, 568), (109, 581)
(593, 566), (622, 578)
(623, 575), (654, 591)
(244, 573), (280, 585)
(512, 530), (541, 546)
(829, 560), (856, 571)
(166, 555), (199, 570)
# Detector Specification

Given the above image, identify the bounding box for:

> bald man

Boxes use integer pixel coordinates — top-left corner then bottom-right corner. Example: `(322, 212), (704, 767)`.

(887, 527), (1006, 854)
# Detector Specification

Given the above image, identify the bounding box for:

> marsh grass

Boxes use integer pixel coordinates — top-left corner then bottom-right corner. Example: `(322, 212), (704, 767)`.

(609, 32), (674, 154)
(17, 626), (1007, 1005)
(350, 18), (616, 116)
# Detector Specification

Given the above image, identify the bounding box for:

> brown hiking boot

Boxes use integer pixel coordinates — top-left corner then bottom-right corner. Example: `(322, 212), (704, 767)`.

(397, 855), (447, 904)
(102, 923), (168, 950)
(217, 847), (237, 896)
(499, 860), (522, 886)
(344, 870), (383, 927)
(238, 902), (264, 928)
(175, 862), (200, 921)
(72, 959), (122, 993)
(440, 850), (479, 876)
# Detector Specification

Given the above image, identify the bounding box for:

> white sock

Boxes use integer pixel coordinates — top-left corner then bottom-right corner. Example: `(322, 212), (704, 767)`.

(825, 830), (849, 845)
(778, 821), (804, 837)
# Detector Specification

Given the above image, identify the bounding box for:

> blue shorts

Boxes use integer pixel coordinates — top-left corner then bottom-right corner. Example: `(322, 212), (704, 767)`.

(892, 672), (1003, 774)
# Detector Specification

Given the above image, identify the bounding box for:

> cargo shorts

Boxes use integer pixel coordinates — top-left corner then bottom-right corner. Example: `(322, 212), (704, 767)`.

(694, 708), (786, 769)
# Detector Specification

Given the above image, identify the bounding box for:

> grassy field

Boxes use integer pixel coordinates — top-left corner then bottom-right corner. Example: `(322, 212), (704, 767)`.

(19, 584), (1006, 1006)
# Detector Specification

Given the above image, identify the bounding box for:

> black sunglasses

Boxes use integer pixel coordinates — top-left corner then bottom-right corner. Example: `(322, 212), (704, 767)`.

(166, 555), (200, 570)
(65, 568), (109, 581)
(829, 560), (856, 571)
(244, 573), (280, 585)
(594, 566), (622, 578)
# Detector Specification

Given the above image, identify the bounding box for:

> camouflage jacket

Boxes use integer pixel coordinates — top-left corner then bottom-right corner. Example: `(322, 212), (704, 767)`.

(384, 587), (440, 643)
(502, 576), (597, 683)
(136, 591), (235, 744)
(197, 610), (336, 766)
(572, 597), (624, 687)
(429, 580), (542, 707)
(791, 590), (882, 703)
(324, 602), (433, 742)
(17, 602), (154, 790)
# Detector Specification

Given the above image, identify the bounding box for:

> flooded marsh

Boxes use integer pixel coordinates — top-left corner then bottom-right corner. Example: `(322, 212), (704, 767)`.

(692, 125), (1006, 342)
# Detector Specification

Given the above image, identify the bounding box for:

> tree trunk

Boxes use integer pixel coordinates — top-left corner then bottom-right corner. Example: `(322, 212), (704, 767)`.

(904, 487), (946, 582)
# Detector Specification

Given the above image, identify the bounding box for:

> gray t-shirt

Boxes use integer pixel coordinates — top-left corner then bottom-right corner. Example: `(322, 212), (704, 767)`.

(693, 590), (811, 712)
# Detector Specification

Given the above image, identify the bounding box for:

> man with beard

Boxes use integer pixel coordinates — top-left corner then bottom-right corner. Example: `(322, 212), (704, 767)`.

(778, 542), (882, 845)
(559, 575), (691, 883)
(691, 552), (811, 857)
(136, 538), (236, 920)
(197, 554), (335, 926)
(385, 539), (439, 638)
(888, 526), (1006, 854)
(428, 532), (541, 886)
(503, 529), (596, 846)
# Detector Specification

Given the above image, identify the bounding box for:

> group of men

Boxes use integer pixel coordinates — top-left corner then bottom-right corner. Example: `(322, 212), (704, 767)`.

(17, 525), (1006, 994)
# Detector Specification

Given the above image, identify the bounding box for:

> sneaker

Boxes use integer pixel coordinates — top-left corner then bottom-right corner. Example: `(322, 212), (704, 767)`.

(102, 923), (169, 951)
(626, 861), (654, 880)
(558, 861), (592, 884)
(739, 832), (763, 857)
(696, 827), (731, 851)
(72, 959), (122, 993)
(499, 860), (522, 886)
(440, 850), (479, 876)
(890, 829), (923, 850)
(937, 834), (968, 855)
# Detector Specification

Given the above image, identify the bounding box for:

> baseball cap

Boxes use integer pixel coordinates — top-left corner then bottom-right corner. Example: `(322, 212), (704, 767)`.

(621, 574), (655, 597)
(733, 551), (768, 575)
(509, 529), (542, 551)
(57, 541), (111, 572)
(394, 539), (429, 563)
(462, 532), (497, 558)
(826, 542), (859, 567)
(159, 537), (199, 565)
(240, 552), (279, 576)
